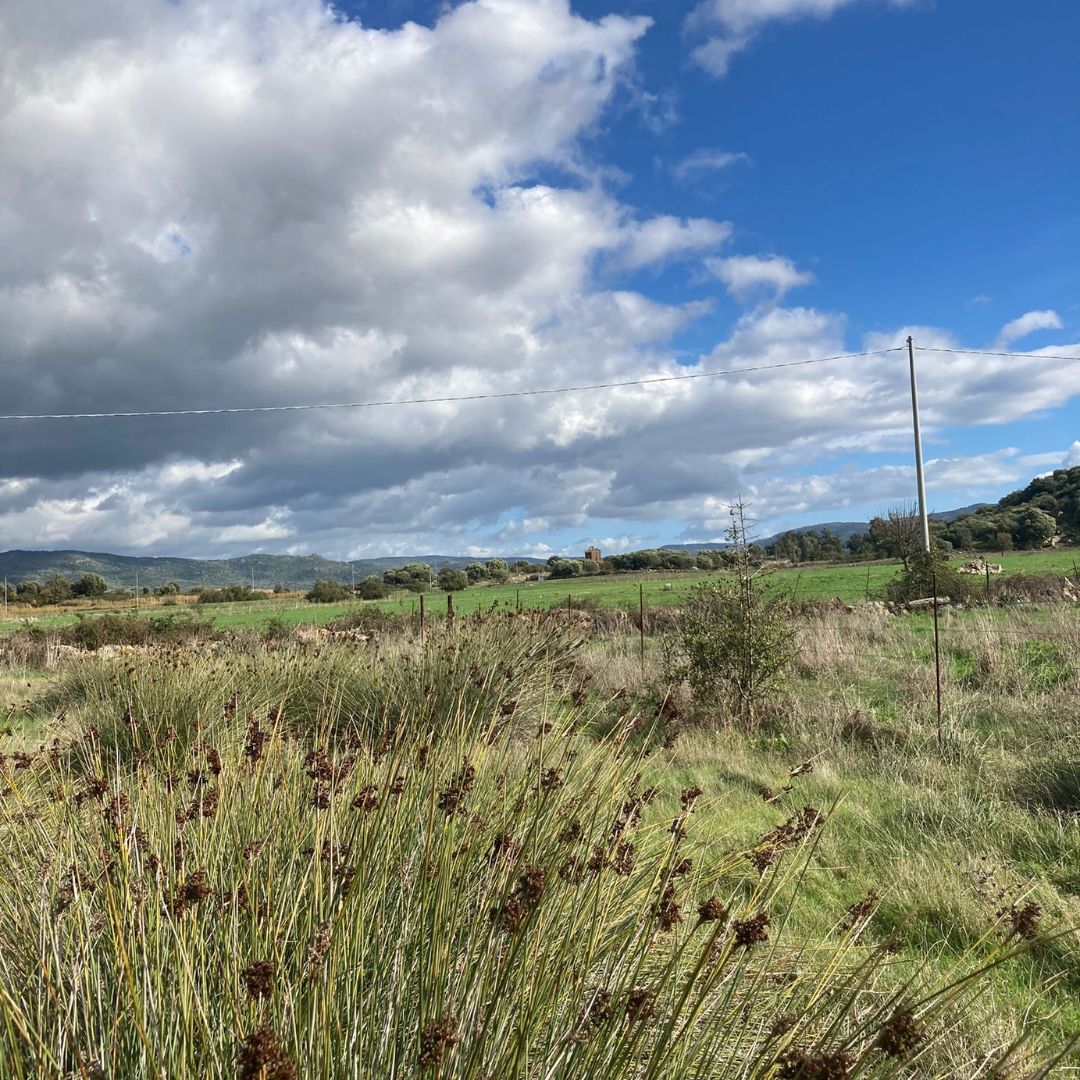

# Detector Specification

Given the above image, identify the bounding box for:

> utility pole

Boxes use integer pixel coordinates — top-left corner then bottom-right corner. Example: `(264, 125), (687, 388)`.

(135, 569), (140, 610)
(907, 336), (932, 553)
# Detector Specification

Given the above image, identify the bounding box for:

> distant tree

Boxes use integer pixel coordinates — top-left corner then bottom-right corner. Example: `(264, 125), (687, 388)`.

(71, 573), (108, 598)
(306, 579), (352, 604)
(154, 581), (182, 596)
(382, 564), (432, 592)
(548, 559), (582, 579)
(438, 568), (469, 592)
(38, 575), (73, 605)
(197, 584), (259, 604)
(485, 558), (510, 583)
(510, 560), (534, 573)
(464, 562), (489, 583)
(846, 532), (874, 557)
(1013, 507), (1057, 549)
(661, 551), (695, 571)
(868, 502), (923, 568)
(357, 576), (388, 600)
(16, 580), (40, 601)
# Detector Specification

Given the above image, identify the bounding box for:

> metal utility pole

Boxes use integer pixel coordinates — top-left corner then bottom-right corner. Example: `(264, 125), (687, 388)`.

(907, 336), (932, 553)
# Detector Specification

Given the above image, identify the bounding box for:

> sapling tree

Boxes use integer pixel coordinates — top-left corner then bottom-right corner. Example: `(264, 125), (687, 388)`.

(666, 500), (797, 729)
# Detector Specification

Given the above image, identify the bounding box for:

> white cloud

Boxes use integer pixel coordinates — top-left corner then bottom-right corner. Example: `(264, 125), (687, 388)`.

(673, 149), (750, 183)
(615, 215), (732, 270)
(995, 309), (1064, 348)
(706, 254), (814, 302)
(217, 517), (294, 544)
(687, 0), (910, 76)
(0, 0), (1077, 561)
(1065, 442), (1080, 467)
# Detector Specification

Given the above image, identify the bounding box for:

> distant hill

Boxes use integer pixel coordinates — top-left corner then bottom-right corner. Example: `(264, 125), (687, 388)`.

(664, 508), (992, 554)
(0, 549), (545, 591)
(2, 471), (1071, 590)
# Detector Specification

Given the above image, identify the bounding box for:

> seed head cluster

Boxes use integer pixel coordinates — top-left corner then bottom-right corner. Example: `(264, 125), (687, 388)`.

(241, 959), (276, 1000)
(1001, 901), (1042, 940)
(495, 865), (547, 933)
(733, 910), (770, 949)
(874, 1005), (924, 1060)
(419, 1015), (458, 1069)
(238, 1025), (296, 1080)
(438, 762), (476, 815)
(777, 1048), (855, 1079)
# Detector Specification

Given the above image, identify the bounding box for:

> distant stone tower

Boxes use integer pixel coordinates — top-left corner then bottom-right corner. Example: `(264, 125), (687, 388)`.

(584, 546), (601, 565)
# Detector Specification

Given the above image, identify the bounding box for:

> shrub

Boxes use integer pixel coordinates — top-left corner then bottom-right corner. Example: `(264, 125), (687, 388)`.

(357, 576), (388, 600)
(665, 503), (796, 728)
(306, 579), (352, 604)
(197, 584), (260, 604)
(437, 568), (469, 592)
(886, 549), (977, 606)
(263, 616), (292, 642)
(71, 573), (108, 598)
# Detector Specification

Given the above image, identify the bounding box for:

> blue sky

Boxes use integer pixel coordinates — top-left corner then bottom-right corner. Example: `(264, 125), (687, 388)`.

(0, 0), (1077, 557)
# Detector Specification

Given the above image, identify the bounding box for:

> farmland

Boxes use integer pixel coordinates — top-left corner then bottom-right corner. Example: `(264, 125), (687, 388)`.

(0, 548), (1074, 636)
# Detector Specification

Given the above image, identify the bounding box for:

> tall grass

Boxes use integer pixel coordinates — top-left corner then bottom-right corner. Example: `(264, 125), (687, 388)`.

(0, 624), (1063, 1078)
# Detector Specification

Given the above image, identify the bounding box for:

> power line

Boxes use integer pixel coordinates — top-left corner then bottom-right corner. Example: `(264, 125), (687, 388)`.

(0, 348), (900, 423)
(915, 345), (1080, 362)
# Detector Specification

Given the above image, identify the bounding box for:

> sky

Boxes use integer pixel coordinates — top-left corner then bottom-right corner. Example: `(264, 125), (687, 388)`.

(0, 0), (1078, 561)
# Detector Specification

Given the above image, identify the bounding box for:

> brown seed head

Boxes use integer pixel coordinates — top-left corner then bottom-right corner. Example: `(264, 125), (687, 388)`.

(238, 1024), (296, 1080)
(874, 1006), (924, 1061)
(680, 785), (703, 810)
(625, 987), (655, 1024)
(697, 896), (728, 925)
(241, 959), (276, 1000)
(1002, 901), (1042, 940)
(437, 762), (476, 815)
(656, 883), (682, 931)
(777, 1048), (854, 1079)
(733, 910), (770, 948)
(419, 1015), (459, 1069)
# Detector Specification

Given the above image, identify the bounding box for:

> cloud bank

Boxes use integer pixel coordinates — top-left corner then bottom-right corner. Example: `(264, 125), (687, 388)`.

(0, 0), (1077, 559)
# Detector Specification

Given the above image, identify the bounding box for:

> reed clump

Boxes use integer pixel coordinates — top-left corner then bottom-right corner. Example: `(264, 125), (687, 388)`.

(0, 623), (1069, 1078)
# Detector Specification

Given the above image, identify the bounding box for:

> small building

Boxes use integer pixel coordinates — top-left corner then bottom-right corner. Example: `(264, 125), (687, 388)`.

(585, 546), (601, 564)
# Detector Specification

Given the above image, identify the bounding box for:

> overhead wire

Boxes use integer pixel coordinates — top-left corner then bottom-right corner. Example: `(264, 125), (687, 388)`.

(915, 345), (1080, 362)
(0, 347), (900, 422)
(2, 343), (1076, 422)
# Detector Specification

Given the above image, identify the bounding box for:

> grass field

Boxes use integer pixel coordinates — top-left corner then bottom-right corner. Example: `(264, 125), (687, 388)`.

(1, 607), (1077, 1077)
(0, 548), (1075, 636)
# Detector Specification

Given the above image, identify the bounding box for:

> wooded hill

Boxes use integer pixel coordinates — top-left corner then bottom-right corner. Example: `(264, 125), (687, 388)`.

(0, 550), (544, 591)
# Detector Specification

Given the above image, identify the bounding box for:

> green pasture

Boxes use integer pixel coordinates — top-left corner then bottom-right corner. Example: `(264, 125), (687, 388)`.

(0, 547), (1073, 635)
